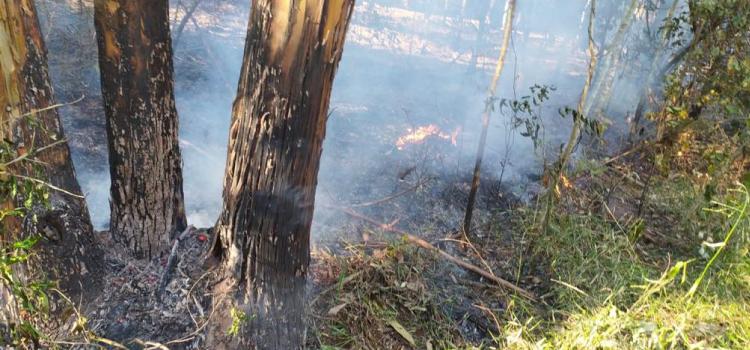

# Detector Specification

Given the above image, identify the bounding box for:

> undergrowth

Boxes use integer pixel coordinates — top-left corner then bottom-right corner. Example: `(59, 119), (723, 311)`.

(310, 168), (750, 350)
(499, 184), (750, 350)
(310, 241), (466, 349)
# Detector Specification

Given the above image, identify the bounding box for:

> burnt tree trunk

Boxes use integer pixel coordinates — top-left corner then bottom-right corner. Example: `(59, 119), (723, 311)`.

(93, 0), (187, 259)
(209, 0), (355, 349)
(0, 0), (102, 310)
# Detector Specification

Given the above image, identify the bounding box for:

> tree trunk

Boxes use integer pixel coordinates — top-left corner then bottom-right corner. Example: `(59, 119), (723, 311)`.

(208, 1), (355, 349)
(629, 0), (679, 143)
(584, 0), (639, 119)
(0, 0), (102, 314)
(540, 0), (598, 231)
(93, 0), (187, 260)
(463, 0), (516, 234)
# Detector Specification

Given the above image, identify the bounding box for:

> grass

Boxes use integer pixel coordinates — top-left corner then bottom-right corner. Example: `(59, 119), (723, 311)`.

(310, 242), (466, 349)
(498, 185), (750, 350)
(310, 164), (750, 349)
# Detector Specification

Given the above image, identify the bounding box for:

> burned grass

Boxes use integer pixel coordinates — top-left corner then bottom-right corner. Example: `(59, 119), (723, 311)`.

(307, 239), (518, 349)
(59, 228), (218, 350)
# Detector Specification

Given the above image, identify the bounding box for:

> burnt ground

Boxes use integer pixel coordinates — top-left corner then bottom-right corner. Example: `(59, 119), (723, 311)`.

(80, 229), (215, 349)
(42, 163), (547, 349)
(33, 0), (602, 348)
(53, 170), (548, 350)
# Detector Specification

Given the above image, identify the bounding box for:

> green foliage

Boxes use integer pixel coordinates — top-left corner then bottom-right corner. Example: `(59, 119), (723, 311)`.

(0, 113), (58, 347)
(557, 106), (604, 141)
(689, 185), (750, 297)
(503, 84), (603, 165)
(662, 0), (750, 141)
(498, 184), (750, 350)
(227, 307), (253, 338)
(311, 243), (465, 349)
(500, 84), (555, 152)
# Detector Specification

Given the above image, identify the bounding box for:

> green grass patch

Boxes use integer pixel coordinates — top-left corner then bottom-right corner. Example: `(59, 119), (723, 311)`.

(498, 186), (750, 350)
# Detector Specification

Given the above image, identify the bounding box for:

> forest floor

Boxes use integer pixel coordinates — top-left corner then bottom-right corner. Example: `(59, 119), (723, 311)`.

(304, 151), (750, 350)
(35, 1), (750, 349)
(54, 153), (535, 350)
(41, 146), (750, 350)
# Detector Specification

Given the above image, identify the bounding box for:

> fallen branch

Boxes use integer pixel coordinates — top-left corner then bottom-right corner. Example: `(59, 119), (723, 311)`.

(337, 207), (536, 301)
(603, 142), (642, 165)
(157, 225), (196, 302)
(350, 178), (432, 208)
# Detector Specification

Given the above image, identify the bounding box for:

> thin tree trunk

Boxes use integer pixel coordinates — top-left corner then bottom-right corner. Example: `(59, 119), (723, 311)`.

(584, 0), (639, 118)
(559, 0), (598, 175)
(629, 0), (679, 143)
(172, 0), (204, 50)
(463, 0), (516, 233)
(591, 1), (646, 122)
(93, 0), (187, 260)
(208, 1), (355, 349)
(540, 0), (598, 229)
(0, 0), (102, 321)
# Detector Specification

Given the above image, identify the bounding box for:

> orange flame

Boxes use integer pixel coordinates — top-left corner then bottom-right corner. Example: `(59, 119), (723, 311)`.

(396, 125), (459, 150)
(560, 174), (572, 189)
(450, 126), (461, 146)
(555, 174), (573, 195)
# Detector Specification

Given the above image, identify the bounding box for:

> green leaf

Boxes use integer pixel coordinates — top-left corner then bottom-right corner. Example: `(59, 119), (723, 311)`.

(37, 290), (49, 314)
(387, 319), (416, 346)
(725, 104), (740, 115)
(24, 191), (33, 210)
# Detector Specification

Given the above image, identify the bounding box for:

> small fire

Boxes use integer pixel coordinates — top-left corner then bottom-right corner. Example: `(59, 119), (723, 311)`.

(555, 174), (573, 195)
(450, 126), (461, 146)
(396, 124), (460, 150)
(560, 174), (572, 189)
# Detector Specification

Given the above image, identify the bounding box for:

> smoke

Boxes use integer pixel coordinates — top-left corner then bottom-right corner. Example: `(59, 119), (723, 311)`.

(38, 0), (683, 232)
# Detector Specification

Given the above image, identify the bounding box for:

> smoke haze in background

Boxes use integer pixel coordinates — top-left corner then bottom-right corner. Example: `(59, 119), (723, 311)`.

(38, 0), (683, 232)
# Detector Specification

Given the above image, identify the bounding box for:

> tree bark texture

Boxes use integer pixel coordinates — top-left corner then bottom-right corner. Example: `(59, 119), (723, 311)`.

(93, 0), (187, 260)
(210, 0), (355, 349)
(0, 0), (102, 301)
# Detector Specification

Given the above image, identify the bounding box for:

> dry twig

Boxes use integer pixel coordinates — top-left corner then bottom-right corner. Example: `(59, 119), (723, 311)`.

(336, 207), (536, 301)
(350, 178), (432, 208)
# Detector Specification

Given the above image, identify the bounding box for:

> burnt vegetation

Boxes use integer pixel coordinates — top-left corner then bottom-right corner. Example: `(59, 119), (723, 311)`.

(1, 0), (749, 349)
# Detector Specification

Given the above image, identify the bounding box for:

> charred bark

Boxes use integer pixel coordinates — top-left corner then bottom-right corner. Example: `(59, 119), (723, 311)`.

(0, 0), (102, 305)
(93, 0), (187, 259)
(209, 0), (355, 349)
